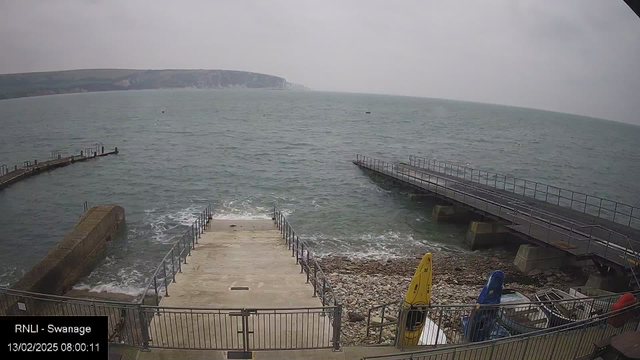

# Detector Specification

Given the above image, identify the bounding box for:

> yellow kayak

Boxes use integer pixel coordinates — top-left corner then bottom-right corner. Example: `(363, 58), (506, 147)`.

(401, 252), (433, 346)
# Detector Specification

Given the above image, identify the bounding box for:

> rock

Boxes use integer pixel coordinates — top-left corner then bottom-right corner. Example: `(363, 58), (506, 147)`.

(348, 312), (365, 322)
(528, 269), (542, 276)
(546, 276), (556, 283)
(454, 267), (462, 271)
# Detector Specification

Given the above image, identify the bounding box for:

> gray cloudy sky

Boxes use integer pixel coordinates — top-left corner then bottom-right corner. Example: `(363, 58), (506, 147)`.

(1, 1), (639, 124)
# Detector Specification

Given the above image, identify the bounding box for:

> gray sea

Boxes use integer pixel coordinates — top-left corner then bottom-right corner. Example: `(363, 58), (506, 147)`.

(1, 89), (639, 294)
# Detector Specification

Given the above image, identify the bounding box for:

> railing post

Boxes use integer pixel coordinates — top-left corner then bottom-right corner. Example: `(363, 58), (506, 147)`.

(300, 242), (304, 270)
(183, 237), (188, 264)
(153, 277), (159, 306)
(322, 278), (326, 306)
(313, 263), (317, 297)
(177, 240), (182, 272)
(306, 250), (310, 283)
(333, 304), (342, 351)
(378, 304), (386, 343)
(162, 260), (170, 297)
(171, 248), (176, 282)
(138, 306), (150, 350)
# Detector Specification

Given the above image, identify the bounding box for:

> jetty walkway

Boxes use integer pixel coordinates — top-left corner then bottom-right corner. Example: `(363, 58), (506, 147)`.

(0, 145), (118, 190)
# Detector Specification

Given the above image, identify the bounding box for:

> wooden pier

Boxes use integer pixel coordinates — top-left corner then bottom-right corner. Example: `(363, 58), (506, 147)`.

(0, 146), (118, 190)
(354, 155), (640, 279)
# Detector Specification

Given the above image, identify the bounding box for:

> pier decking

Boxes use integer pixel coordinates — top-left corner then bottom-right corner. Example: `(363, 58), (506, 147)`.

(354, 155), (640, 274)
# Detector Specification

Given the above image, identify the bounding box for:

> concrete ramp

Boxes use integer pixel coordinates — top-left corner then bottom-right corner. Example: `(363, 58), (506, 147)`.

(147, 219), (335, 350)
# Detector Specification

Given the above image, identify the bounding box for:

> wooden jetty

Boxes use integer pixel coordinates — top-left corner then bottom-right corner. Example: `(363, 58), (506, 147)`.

(0, 146), (118, 190)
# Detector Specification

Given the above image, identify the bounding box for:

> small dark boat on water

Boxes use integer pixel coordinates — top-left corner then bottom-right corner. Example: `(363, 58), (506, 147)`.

(498, 289), (549, 334)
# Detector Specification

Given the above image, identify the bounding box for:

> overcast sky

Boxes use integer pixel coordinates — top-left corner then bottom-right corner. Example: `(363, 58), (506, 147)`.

(1, 0), (639, 124)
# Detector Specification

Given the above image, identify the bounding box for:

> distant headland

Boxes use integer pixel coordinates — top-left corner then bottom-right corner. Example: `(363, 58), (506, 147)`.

(0, 69), (309, 100)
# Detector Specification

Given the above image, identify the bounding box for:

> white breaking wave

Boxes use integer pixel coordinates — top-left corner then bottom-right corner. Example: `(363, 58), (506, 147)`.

(144, 205), (203, 244)
(300, 230), (465, 260)
(72, 283), (146, 297)
(211, 198), (293, 219)
(73, 267), (146, 297)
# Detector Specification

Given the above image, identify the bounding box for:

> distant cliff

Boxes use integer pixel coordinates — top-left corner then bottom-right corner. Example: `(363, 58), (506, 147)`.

(0, 69), (304, 100)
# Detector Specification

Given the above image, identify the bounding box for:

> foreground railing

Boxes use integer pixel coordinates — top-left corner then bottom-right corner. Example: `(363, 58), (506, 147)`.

(0, 288), (147, 346)
(0, 287), (342, 351)
(139, 204), (212, 305)
(273, 206), (340, 308)
(143, 305), (341, 351)
(363, 302), (640, 360)
(355, 155), (640, 274)
(408, 155), (640, 230)
(367, 290), (640, 347)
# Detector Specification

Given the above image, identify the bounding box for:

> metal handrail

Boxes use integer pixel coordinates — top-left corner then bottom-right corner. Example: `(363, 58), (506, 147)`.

(365, 290), (640, 344)
(272, 205), (340, 307)
(408, 155), (640, 229)
(355, 155), (639, 270)
(363, 301), (640, 359)
(1, 285), (343, 351)
(139, 204), (212, 305)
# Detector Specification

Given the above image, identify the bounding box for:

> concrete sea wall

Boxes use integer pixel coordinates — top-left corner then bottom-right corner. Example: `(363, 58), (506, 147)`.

(11, 204), (125, 295)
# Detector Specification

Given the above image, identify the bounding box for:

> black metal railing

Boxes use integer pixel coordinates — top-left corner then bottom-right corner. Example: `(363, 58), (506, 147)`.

(355, 155), (640, 275)
(142, 305), (341, 351)
(367, 290), (640, 347)
(0, 288), (147, 346)
(363, 302), (640, 360)
(408, 155), (640, 229)
(273, 206), (340, 308)
(0, 287), (342, 351)
(139, 204), (212, 306)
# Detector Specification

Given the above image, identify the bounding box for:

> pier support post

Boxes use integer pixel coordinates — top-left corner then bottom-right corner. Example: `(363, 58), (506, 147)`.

(584, 274), (628, 292)
(464, 221), (508, 250)
(513, 244), (581, 273)
(432, 205), (473, 223)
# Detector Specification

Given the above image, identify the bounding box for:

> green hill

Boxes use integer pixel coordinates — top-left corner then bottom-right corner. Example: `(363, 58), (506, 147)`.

(0, 69), (295, 100)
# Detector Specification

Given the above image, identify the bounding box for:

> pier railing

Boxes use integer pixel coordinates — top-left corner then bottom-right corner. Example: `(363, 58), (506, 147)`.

(1, 145), (119, 190)
(366, 290), (639, 348)
(408, 155), (640, 230)
(355, 155), (640, 275)
(363, 302), (640, 360)
(273, 206), (340, 308)
(139, 204), (212, 305)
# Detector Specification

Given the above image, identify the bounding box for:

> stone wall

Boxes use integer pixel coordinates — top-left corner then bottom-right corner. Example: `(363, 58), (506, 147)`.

(11, 205), (125, 295)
